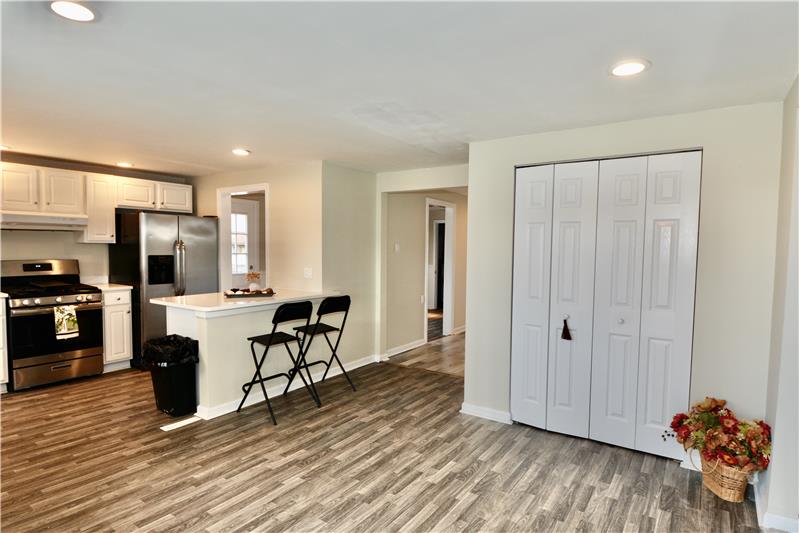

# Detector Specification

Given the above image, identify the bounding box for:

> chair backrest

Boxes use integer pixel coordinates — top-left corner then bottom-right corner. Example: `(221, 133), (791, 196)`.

(272, 301), (313, 324)
(317, 295), (350, 316)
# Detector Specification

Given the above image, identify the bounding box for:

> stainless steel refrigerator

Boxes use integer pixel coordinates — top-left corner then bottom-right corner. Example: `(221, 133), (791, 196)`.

(109, 212), (218, 367)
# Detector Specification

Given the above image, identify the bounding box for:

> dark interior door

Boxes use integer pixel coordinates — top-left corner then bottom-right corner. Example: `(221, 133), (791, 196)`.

(436, 223), (445, 310)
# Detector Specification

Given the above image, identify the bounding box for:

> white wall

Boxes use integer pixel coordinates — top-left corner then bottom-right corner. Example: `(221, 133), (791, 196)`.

(758, 78), (798, 529)
(384, 190), (468, 350)
(193, 160), (323, 291)
(465, 102), (784, 419)
(0, 231), (108, 282)
(321, 162), (378, 364)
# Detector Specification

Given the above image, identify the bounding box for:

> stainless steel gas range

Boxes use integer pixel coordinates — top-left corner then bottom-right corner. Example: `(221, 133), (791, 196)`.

(2, 259), (104, 390)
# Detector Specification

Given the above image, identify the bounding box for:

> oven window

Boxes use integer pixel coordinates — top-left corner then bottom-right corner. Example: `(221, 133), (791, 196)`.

(7, 307), (103, 361)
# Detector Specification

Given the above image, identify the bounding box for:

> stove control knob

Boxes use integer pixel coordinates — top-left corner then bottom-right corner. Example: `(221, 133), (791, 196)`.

(33, 298), (41, 305)
(55, 297), (63, 303)
(21, 299), (30, 306)
(76, 295), (85, 302)
(86, 294), (93, 301)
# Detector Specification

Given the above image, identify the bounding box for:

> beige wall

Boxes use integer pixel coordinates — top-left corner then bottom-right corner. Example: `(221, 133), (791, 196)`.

(385, 191), (468, 350)
(379, 163), (468, 192)
(465, 102), (784, 419)
(1, 231), (108, 282)
(321, 162), (378, 363)
(193, 160), (323, 291)
(759, 79), (798, 525)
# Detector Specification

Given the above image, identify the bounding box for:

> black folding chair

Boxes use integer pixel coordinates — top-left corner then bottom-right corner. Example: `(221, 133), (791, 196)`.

(236, 301), (320, 424)
(285, 295), (356, 398)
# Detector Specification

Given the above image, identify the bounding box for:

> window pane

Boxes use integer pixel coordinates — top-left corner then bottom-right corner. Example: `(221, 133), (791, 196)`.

(236, 214), (247, 233)
(231, 254), (239, 273)
(237, 254), (248, 272)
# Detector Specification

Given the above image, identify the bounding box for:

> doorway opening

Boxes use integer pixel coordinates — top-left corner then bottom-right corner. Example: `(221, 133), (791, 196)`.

(216, 184), (270, 291)
(424, 198), (455, 343)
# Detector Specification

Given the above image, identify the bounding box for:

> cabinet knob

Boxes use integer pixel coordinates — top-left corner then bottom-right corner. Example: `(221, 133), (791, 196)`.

(34, 201), (38, 205)
(110, 234), (115, 238)
(618, 318), (625, 324)
(127, 310), (131, 314)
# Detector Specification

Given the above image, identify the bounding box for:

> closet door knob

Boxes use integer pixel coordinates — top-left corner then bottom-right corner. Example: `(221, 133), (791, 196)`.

(563, 314), (570, 319)
(618, 318), (625, 324)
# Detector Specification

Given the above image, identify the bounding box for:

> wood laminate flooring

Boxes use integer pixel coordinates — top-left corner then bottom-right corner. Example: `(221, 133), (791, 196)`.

(1, 364), (758, 532)
(427, 310), (443, 341)
(389, 333), (465, 377)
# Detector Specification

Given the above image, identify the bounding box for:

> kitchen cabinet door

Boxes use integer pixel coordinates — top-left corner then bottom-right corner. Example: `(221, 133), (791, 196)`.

(104, 303), (132, 363)
(81, 174), (117, 243)
(0, 301), (7, 385)
(1, 163), (39, 212)
(157, 182), (192, 212)
(117, 177), (156, 209)
(42, 168), (85, 214)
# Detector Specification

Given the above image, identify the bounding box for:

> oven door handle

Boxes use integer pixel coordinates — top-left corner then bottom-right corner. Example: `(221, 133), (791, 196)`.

(9, 302), (103, 317)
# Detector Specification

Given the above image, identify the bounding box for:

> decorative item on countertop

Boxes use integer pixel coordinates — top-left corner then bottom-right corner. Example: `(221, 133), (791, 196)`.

(245, 270), (261, 291)
(669, 397), (771, 502)
(224, 287), (276, 298)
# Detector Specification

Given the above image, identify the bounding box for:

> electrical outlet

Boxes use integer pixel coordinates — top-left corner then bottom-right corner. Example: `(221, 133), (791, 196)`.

(394, 242), (400, 253)
(420, 295), (424, 305)
(304, 267), (312, 279)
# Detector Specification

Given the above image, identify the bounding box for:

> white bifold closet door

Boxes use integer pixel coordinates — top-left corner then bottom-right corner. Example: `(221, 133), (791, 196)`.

(510, 164), (554, 429)
(546, 161), (598, 438)
(589, 156), (648, 448)
(634, 151), (701, 459)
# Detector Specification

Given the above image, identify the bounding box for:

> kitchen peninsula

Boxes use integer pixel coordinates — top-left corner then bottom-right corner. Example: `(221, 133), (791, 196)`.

(151, 289), (337, 419)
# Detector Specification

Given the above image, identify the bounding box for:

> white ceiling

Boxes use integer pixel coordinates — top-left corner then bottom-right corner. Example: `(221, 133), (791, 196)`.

(2, 2), (797, 176)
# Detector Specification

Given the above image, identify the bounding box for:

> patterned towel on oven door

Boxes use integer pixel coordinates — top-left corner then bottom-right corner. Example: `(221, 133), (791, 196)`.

(54, 305), (79, 340)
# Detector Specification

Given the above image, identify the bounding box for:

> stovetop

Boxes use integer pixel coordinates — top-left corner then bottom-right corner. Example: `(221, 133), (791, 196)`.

(3, 282), (101, 298)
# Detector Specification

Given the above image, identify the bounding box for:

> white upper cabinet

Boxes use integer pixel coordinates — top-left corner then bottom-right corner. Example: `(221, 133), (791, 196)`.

(81, 174), (117, 243)
(157, 182), (192, 212)
(42, 168), (85, 214)
(117, 177), (156, 209)
(1, 163), (40, 212)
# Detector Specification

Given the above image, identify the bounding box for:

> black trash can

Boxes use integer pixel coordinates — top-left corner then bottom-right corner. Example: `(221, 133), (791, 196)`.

(142, 334), (199, 417)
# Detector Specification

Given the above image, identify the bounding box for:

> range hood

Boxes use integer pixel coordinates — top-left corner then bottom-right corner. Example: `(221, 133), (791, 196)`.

(1, 212), (88, 231)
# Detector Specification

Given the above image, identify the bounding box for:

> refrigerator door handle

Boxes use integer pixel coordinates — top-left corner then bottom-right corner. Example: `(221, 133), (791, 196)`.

(173, 239), (186, 296)
(179, 240), (187, 295)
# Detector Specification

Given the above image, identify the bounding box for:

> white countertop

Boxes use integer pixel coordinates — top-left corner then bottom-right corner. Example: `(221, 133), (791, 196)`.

(0, 292), (7, 298)
(94, 284), (133, 291)
(150, 289), (336, 313)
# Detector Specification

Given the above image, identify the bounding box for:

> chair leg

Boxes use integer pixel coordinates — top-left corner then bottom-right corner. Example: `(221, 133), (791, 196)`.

(238, 342), (277, 424)
(323, 333), (356, 391)
(282, 343), (321, 407)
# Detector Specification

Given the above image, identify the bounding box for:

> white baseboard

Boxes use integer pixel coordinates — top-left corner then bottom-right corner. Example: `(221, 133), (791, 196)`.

(460, 402), (512, 424)
(763, 512), (799, 532)
(384, 338), (426, 359)
(195, 353), (380, 420)
(103, 360), (131, 374)
(0, 383), (6, 394)
(450, 325), (466, 335)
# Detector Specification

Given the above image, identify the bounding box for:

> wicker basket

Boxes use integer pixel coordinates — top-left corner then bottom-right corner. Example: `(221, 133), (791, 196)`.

(699, 456), (749, 502)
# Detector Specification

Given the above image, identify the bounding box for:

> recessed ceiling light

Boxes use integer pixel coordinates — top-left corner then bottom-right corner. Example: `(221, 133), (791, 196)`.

(116, 162), (134, 168)
(232, 148), (251, 156)
(611, 59), (650, 77)
(50, 1), (95, 22)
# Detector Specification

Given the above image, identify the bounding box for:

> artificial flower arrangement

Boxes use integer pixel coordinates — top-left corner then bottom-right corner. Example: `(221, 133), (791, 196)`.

(670, 397), (771, 502)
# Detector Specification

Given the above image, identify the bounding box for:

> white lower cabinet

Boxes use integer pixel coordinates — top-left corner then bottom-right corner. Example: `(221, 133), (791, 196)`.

(103, 290), (133, 364)
(510, 150), (701, 460)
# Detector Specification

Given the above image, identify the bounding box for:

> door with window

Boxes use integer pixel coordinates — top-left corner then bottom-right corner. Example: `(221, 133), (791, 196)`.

(230, 198), (261, 288)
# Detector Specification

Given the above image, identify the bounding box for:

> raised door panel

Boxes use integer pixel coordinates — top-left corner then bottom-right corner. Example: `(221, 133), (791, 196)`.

(158, 182), (192, 212)
(546, 160), (598, 438)
(510, 164), (554, 428)
(635, 151), (701, 459)
(104, 304), (132, 362)
(117, 177), (156, 209)
(43, 169), (85, 214)
(590, 156), (647, 448)
(83, 174), (117, 242)
(1, 164), (39, 212)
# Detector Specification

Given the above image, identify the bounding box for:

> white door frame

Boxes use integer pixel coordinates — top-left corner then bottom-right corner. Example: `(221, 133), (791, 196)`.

(216, 183), (270, 291)
(424, 198), (456, 342)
